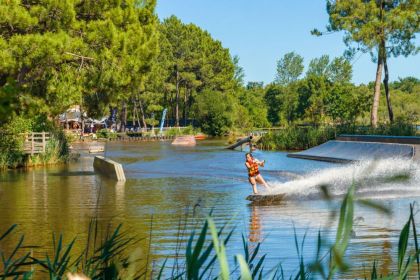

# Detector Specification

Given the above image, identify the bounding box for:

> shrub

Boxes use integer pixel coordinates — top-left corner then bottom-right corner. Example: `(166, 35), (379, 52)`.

(0, 116), (70, 169)
(164, 126), (199, 137)
(96, 129), (117, 139)
(258, 122), (416, 151)
(126, 132), (143, 137)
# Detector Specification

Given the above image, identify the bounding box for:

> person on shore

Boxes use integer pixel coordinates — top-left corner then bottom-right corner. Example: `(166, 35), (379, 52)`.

(245, 153), (270, 194)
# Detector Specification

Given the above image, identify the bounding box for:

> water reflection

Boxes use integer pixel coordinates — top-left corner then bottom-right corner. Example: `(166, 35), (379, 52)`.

(249, 205), (262, 243)
(115, 181), (126, 213)
(0, 140), (419, 279)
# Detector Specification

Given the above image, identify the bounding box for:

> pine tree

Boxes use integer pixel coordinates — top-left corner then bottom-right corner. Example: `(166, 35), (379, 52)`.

(314, 0), (419, 127)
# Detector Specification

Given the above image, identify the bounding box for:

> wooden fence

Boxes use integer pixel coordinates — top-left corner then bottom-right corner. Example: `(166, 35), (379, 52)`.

(23, 132), (50, 155)
(107, 135), (175, 142)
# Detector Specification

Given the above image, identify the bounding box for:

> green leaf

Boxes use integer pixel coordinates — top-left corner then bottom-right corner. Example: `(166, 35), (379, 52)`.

(208, 218), (230, 280)
(398, 219), (410, 274)
(236, 255), (252, 280)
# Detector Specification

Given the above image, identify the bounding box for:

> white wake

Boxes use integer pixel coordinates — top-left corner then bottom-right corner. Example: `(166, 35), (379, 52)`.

(268, 158), (420, 200)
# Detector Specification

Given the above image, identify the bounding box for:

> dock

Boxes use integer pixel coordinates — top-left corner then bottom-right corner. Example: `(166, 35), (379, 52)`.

(23, 132), (50, 155)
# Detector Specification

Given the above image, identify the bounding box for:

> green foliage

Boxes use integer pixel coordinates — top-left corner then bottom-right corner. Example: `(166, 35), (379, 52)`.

(237, 87), (270, 128)
(329, 184), (354, 278)
(233, 55), (245, 87)
(0, 0), (159, 123)
(1, 0), (418, 137)
(324, 0), (419, 59)
(0, 116), (31, 169)
(318, 0), (420, 125)
(194, 91), (236, 136)
(96, 129), (117, 139)
(307, 55), (352, 84)
(259, 122), (417, 151)
(0, 116), (69, 169)
(28, 131), (70, 166)
(265, 62), (371, 127)
(163, 126), (198, 137)
(0, 224), (34, 279)
(258, 126), (336, 151)
(378, 86), (420, 123)
(156, 16), (235, 128)
(275, 52), (304, 85)
(325, 83), (371, 123)
(391, 77), (420, 94)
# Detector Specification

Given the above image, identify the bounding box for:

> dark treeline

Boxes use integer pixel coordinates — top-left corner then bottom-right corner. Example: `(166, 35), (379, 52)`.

(0, 1), (419, 136)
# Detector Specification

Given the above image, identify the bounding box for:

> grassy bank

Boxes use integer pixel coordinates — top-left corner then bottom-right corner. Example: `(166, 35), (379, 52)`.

(258, 122), (418, 151)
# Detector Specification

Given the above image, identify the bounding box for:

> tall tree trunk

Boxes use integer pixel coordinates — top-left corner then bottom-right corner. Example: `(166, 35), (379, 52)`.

(187, 89), (195, 126)
(175, 69), (180, 127)
(139, 99), (147, 130)
(120, 101), (127, 132)
(134, 100), (141, 130)
(80, 105), (85, 140)
(371, 50), (384, 128)
(132, 99), (138, 129)
(383, 44), (393, 123)
(184, 87), (188, 126)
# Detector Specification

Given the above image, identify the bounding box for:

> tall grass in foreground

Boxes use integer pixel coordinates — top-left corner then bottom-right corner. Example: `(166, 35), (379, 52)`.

(1, 188), (420, 279)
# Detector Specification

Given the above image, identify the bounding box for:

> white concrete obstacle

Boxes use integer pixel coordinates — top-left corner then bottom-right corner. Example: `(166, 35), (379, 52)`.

(287, 140), (415, 163)
(93, 156), (126, 181)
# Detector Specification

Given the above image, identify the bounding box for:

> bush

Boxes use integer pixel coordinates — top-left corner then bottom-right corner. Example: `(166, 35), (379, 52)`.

(335, 121), (417, 136)
(164, 126), (199, 137)
(126, 132), (143, 137)
(258, 126), (336, 151)
(0, 116), (70, 169)
(0, 117), (31, 169)
(96, 129), (117, 139)
(258, 122), (417, 151)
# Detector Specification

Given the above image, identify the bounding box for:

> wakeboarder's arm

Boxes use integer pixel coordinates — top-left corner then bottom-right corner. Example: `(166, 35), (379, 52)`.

(255, 159), (265, 167)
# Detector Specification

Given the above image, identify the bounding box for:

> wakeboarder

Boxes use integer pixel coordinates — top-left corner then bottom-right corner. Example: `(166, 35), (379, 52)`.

(245, 153), (270, 194)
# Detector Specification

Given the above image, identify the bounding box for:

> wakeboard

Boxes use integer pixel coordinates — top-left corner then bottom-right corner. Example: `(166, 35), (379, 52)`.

(246, 193), (286, 205)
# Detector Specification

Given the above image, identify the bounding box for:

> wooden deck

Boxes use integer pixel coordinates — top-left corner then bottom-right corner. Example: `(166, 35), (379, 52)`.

(23, 132), (50, 155)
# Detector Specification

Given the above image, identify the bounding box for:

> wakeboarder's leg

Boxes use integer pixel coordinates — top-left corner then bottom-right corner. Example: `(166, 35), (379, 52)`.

(249, 176), (258, 194)
(256, 175), (270, 191)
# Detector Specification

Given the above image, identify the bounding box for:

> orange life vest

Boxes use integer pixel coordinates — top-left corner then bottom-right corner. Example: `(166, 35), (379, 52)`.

(247, 159), (259, 177)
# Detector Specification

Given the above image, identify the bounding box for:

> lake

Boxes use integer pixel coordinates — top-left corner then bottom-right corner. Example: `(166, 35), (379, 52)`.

(0, 139), (419, 278)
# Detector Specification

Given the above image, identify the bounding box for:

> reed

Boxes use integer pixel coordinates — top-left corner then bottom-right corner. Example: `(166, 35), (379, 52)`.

(258, 122), (417, 151)
(2, 190), (420, 279)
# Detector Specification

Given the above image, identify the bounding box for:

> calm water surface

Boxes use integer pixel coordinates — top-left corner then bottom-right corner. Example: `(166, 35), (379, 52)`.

(0, 140), (419, 278)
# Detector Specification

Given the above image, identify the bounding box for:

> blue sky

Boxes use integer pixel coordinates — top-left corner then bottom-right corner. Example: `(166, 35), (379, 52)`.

(156, 0), (420, 85)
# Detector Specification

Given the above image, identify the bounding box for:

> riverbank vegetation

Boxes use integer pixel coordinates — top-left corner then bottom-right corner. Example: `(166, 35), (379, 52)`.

(0, 116), (69, 170)
(258, 122), (418, 151)
(2, 185), (420, 279)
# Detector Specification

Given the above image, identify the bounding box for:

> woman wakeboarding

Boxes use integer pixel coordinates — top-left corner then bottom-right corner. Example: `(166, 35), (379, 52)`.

(245, 153), (270, 194)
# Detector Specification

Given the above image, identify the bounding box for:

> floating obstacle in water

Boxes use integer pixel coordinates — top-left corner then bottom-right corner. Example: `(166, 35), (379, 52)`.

(172, 135), (196, 146)
(89, 145), (104, 153)
(93, 156), (126, 181)
(288, 135), (420, 163)
(246, 193), (286, 205)
(194, 133), (207, 140)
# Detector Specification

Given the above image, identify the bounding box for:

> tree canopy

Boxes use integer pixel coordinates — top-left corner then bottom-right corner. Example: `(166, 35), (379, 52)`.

(315, 0), (420, 127)
(0, 1), (418, 136)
